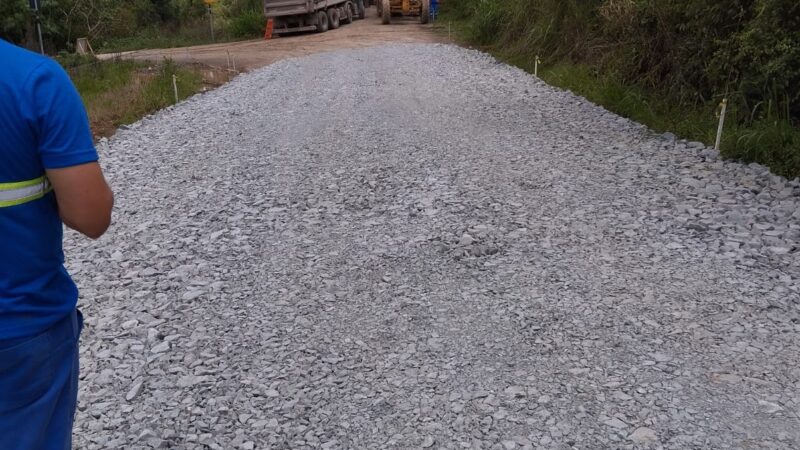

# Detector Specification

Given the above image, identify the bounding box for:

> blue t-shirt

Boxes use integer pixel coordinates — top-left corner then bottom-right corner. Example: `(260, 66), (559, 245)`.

(0, 40), (99, 340)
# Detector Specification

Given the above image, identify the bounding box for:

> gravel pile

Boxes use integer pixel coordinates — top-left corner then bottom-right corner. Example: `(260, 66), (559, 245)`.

(68, 44), (800, 449)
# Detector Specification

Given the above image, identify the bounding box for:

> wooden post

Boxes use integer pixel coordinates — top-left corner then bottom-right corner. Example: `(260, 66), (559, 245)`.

(76, 38), (93, 55)
(207, 5), (215, 42)
(714, 98), (728, 152)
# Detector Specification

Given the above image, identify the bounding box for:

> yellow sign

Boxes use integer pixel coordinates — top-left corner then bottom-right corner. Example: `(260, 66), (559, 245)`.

(203, 0), (216, 4)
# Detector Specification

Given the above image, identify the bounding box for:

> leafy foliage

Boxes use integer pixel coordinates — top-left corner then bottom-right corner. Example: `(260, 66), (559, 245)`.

(0, 0), (30, 44)
(227, 9), (265, 37)
(0, 0), (265, 51)
(446, 0), (799, 117)
(443, 0), (800, 177)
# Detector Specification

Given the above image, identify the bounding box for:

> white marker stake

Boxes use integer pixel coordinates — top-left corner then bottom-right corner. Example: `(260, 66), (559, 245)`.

(226, 50), (232, 71)
(534, 56), (540, 77)
(714, 98), (728, 151)
(172, 74), (179, 103)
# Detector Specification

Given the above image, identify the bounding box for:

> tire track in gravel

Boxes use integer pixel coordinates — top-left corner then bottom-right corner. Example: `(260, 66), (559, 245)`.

(68, 44), (799, 449)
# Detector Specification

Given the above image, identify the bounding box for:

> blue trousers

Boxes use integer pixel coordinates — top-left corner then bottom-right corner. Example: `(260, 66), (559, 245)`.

(0, 310), (82, 450)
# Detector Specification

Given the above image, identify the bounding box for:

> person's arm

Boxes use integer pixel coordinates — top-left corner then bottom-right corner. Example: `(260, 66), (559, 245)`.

(46, 162), (113, 239)
(26, 59), (113, 239)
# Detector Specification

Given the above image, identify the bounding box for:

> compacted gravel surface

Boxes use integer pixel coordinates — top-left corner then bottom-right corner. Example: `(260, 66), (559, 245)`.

(68, 44), (800, 449)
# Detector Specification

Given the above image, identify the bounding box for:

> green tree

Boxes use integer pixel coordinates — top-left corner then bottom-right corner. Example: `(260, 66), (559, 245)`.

(0, 0), (32, 45)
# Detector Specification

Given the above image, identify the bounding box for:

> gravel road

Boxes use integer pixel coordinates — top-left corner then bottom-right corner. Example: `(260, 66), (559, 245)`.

(69, 44), (800, 449)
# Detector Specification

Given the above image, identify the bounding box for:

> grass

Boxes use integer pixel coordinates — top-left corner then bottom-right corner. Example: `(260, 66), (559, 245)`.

(58, 56), (203, 138)
(99, 29), (219, 53)
(529, 59), (800, 177)
(438, 14), (800, 179)
(97, 18), (263, 53)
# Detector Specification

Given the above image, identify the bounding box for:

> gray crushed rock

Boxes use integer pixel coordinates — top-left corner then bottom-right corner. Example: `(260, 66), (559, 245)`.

(67, 44), (800, 449)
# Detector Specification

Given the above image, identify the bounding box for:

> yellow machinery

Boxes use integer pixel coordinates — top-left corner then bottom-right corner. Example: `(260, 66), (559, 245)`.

(378, 0), (430, 24)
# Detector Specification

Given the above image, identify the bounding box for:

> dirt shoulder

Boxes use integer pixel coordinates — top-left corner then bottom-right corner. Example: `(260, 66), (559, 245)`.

(97, 7), (444, 72)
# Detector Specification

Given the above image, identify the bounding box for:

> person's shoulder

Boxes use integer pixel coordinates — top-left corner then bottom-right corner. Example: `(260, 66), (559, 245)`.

(0, 39), (51, 69)
(0, 39), (62, 87)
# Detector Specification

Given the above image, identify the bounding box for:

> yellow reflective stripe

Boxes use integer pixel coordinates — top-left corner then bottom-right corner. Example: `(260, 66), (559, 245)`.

(0, 175), (47, 191)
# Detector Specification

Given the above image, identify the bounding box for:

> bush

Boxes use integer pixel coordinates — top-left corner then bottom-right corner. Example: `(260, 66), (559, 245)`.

(1, 0), (263, 52)
(443, 0), (800, 177)
(709, 0), (800, 119)
(447, 0), (799, 119)
(227, 10), (264, 38)
(0, 0), (29, 44)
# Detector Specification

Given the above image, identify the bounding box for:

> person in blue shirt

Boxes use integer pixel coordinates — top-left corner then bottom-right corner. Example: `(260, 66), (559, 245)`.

(0, 39), (114, 449)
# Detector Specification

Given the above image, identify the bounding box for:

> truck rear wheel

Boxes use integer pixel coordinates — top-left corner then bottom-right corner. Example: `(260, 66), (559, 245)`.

(341, 3), (354, 24)
(316, 10), (329, 32)
(328, 8), (340, 29)
(420, 0), (430, 23)
(381, 0), (391, 24)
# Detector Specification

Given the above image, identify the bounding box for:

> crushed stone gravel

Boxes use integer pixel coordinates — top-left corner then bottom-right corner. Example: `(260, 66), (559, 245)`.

(68, 44), (800, 449)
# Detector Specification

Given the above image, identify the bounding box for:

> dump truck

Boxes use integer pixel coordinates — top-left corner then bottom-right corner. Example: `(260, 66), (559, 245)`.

(264, 0), (367, 34)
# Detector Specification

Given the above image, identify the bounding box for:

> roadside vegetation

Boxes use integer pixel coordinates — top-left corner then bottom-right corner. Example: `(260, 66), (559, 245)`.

(1, 0), (240, 138)
(98, 8), (265, 52)
(0, 0), (265, 53)
(57, 55), (204, 138)
(441, 0), (800, 178)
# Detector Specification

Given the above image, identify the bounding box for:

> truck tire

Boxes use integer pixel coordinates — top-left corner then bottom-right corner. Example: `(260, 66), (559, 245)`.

(356, 0), (366, 19)
(420, 0), (430, 23)
(328, 7), (340, 29)
(316, 10), (329, 32)
(381, 0), (391, 24)
(341, 3), (354, 24)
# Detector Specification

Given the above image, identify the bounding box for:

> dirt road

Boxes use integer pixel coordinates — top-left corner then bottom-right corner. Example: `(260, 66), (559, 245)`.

(98, 7), (443, 71)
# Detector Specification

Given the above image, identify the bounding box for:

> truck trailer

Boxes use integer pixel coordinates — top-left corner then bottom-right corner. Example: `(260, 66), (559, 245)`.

(264, 0), (367, 35)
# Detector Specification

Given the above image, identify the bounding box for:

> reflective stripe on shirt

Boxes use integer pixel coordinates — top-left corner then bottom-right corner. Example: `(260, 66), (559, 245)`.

(0, 175), (52, 207)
